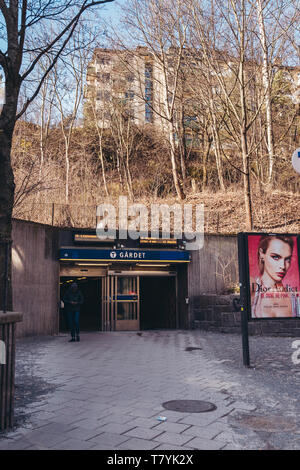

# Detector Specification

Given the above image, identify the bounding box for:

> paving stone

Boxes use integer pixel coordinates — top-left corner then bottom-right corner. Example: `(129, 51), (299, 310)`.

(29, 410), (56, 421)
(154, 410), (190, 422)
(123, 426), (164, 440)
(46, 413), (88, 426)
(51, 438), (97, 450)
(178, 414), (219, 427)
(153, 432), (194, 447)
(214, 430), (240, 443)
(88, 432), (130, 447)
(0, 438), (32, 450)
(181, 424), (222, 440)
(68, 418), (106, 430)
(36, 422), (77, 435)
(127, 408), (158, 418)
(126, 417), (161, 428)
(153, 421), (191, 434)
(117, 438), (159, 450)
(64, 426), (104, 441)
(154, 444), (193, 450)
(89, 443), (119, 450)
(24, 445), (46, 450)
(95, 422), (136, 435)
(70, 410), (110, 421)
(187, 436), (226, 450)
(221, 442), (242, 450)
(102, 413), (136, 425)
(16, 430), (69, 449)
(231, 401), (257, 412)
(16, 418), (52, 430)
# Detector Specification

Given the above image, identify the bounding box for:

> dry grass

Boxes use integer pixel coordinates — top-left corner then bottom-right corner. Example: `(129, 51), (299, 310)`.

(13, 186), (300, 234)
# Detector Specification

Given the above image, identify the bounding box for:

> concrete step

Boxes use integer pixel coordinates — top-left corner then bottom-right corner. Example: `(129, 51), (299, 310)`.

(193, 320), (219, 331)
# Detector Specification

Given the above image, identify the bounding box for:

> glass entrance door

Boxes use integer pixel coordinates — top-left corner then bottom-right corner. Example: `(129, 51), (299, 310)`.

(102, 275), (140, 331)
(115, 276), (139, 331)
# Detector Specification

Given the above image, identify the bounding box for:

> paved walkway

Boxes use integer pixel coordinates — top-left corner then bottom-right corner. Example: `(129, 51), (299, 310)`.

(0, 330), (300, 450)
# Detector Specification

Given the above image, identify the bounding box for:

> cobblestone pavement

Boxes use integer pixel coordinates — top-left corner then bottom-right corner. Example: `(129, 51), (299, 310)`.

(0, 330), (300, 450)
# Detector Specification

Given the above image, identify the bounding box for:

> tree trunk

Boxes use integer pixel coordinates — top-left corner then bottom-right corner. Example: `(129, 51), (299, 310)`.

(202, 132), (212, 189)
(125, 151), (134, 201)
(240, 82), (253, 230)
(241, 128), (253, 231)
(65, 143), (70, 204)
(169, 122), (185, 200)
(179, 105), (187, 190)
(98, 136), (109, 197)
(212, 128), (225, 191)
(209, 95), (225, 190)
(239, 21), (253, 231)
(257, 0), (275, 184)
(0, 115), (17, 311)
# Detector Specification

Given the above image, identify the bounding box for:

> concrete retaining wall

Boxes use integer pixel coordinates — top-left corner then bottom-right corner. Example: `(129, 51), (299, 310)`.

(193, 294), (300, 337)
(12, 219), (59, 338)
(188, 234), (238, 295)
(187, 234), (238, 328)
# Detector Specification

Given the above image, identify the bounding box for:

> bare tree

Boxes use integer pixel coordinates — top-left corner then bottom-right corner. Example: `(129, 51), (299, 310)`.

(188, 0), (269, 229)
(84, 98), (110, 197)
(0, 0), (115, 310)
(51, 27), (91, 204)
(114, 0), (189, 200)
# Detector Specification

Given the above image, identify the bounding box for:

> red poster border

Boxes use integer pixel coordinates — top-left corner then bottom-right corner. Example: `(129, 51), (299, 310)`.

(238, 232), (300, 321)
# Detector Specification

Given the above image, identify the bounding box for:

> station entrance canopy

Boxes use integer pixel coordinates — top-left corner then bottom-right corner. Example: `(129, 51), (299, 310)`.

(60, 247), (190, 263)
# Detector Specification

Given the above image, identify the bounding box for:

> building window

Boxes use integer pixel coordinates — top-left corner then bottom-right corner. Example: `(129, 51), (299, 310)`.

(102, 73), (111, 82)
(125, 90), (135, 100)
(145, 63), (153, 123)
(126, 73), (135, 83)
(98, 56), (110, 65)
(97, 90), (111, 101)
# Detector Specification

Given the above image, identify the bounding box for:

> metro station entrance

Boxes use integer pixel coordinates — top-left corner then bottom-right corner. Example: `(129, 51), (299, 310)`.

(60, 270), (181, 332)
(59, 231), (190, 332)
(101, 272), (178, 331)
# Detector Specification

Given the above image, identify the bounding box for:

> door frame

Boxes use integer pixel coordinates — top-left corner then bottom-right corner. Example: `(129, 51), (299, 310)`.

(102, 274), (140, 331)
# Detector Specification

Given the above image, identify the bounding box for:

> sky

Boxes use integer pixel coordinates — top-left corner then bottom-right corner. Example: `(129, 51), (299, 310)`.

(99, 0), (126, 25)
(0, 0), (127, 112)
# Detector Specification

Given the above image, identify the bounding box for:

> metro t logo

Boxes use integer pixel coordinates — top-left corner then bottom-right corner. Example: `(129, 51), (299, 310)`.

(0, 340), (5, 364)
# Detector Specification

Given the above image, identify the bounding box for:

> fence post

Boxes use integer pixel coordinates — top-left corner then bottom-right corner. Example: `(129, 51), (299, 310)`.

(0, 313), (23, 430)
(0, 239), (23, 430)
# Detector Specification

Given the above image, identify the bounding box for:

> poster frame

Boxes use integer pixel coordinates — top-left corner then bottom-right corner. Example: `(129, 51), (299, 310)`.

(238, 232), (300, 322)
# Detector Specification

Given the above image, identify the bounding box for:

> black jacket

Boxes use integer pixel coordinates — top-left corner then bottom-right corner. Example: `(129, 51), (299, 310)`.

(63, 288), (84, 312)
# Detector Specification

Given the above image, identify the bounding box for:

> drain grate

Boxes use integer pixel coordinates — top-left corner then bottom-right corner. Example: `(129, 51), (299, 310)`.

(162, 400), (217, 413)
(185, 347), (202, 351)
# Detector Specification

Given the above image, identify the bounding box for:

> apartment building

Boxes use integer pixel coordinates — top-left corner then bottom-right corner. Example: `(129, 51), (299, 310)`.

(85, 47), (300, 138)
(85, 47), (165, 128)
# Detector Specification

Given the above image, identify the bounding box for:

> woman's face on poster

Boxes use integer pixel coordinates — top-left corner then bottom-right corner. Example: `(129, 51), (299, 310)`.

(260, 239), (292, 283)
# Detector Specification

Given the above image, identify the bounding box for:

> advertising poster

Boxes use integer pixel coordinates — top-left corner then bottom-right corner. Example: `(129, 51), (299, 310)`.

(247, 234), (300, 318)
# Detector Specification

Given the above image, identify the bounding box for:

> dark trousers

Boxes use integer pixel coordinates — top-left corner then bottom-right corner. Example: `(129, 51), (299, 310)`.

(68, 311), (80, 338)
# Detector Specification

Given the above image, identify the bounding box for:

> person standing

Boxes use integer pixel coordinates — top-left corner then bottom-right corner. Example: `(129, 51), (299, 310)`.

(63, 282), (84, 342)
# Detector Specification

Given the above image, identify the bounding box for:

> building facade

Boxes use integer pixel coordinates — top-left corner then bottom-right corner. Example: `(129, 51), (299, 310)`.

(85, 47), (300, 129)
(85, 47), (165, 129)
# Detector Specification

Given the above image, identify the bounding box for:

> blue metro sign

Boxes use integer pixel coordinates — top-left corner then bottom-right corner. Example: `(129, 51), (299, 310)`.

(60, 248), (190, 263)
